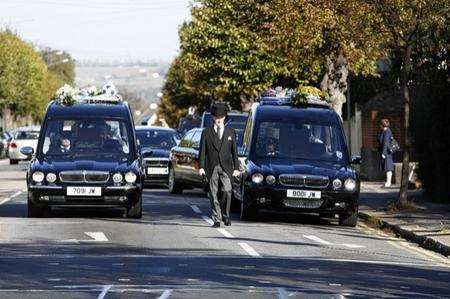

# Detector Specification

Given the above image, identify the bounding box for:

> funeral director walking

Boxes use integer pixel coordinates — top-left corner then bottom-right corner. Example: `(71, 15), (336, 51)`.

(199, 103), (240, 228)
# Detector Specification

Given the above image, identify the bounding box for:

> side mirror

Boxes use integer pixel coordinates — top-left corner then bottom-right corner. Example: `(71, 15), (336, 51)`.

(20, 146), (34, 157)
(350, 155), (362, 164)
(141, 149), (153, 158)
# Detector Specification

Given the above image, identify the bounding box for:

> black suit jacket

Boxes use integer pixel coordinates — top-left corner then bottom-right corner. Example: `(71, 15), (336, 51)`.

(199, 126), (239, 180)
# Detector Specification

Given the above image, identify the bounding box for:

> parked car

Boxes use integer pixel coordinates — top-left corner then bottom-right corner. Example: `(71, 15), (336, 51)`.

(168, 128), (204, 194)
(8, 126), (40, 164)
(238, 96), (361, 226)
(177, 116), (201, 136)
(135, 126), (179, 187)
(23, 97), (146, 218)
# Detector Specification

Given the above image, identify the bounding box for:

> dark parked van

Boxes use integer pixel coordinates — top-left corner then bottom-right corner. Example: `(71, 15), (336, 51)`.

(22, 96), (145, 218)
(239, 96), (361, 226)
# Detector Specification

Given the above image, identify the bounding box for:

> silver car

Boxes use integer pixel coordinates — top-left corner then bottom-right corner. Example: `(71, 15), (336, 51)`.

(8, 126), (40, 164)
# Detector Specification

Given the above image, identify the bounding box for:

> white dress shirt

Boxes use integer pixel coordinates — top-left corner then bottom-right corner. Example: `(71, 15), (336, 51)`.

(214, 124), (224, 139)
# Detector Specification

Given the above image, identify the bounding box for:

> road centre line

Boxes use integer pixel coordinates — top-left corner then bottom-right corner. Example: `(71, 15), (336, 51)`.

(303, 235), (332, 245)
(239, 242), (261, 257)
(0, 191), (22, 205)
(97, 285), (112, 299)
(158, 289), (173, 299)
(85, 232), (108, 242)
(201, 216), (214, 225)
(191, 205), (202, 214)
(217, 228), (235, 238)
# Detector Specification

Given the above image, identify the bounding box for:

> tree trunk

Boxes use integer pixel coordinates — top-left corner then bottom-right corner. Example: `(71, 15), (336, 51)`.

(1, 107), (13, 132)
(398, 44), (413, 206)
(320, 54), (349, 118)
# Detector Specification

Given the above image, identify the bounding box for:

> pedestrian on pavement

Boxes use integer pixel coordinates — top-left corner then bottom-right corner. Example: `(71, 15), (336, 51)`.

(199, 103), (240, 227)
(378, 118), (394, 187)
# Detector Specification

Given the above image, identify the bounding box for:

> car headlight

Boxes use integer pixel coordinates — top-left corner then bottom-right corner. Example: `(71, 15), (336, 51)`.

(113, 173), (123, 183)
(266, 175), (276, 185)
(252, 173), (264, 184)
(46, 173), (57, 183)
(125, 172), (137, 183)
(32, 171), (44, 183)
(344, 178), (356, 191)
(332, 178), (342, 190)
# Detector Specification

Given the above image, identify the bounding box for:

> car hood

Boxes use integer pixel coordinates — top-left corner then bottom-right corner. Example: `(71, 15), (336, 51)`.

(251, 159), (353, 178)
(142, 148), (170, 158)
(34, 157), (137, 173)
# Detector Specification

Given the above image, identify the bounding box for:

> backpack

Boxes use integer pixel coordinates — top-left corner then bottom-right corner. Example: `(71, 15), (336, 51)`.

(388, 137), (400, 153)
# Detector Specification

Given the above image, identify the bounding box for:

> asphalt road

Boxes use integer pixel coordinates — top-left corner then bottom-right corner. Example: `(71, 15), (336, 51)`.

(0, 160), (449, 298)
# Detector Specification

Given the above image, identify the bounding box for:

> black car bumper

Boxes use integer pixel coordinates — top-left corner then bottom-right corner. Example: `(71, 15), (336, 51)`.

(28, 184), (141, 207)
(243, 184), (358, 213)
(144, 174), (169, 186)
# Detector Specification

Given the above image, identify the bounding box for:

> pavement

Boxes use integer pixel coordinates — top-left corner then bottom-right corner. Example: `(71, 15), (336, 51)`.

(360, 182), (450, 257)
(0, 162), (449, 298)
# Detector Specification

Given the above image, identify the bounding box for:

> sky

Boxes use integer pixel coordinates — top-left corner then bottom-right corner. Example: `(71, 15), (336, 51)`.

(0, 0), (192, 62)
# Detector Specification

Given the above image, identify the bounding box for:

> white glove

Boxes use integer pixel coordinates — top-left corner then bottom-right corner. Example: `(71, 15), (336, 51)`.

(382, 154), (386, 159)
(233, 170), (241, 177)
(199, 168), (206, 176)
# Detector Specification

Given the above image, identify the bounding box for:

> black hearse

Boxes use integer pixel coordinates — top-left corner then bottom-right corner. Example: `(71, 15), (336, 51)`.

(239, 96), (361, 226)
(22, 96), (144, 218)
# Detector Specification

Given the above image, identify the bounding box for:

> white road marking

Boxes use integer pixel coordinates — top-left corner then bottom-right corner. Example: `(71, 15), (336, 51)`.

(97, 285), (112, 299)
(11, 191), (22, 198)
(303, 235), (332, 245)
(303, 235), (365, 249)
(201, 216), (214, 225)
(238, 242), (260, 257)
(118, 278), (131, 282)
(0, 197), (11, 205)
(158, 289), (173, 299)
(277, 287), (289, 299)
(217, 228), (234, 238)
(191, 205), (202, 214)
(47, 278), (62, 282)
(85, 232), (108, 242)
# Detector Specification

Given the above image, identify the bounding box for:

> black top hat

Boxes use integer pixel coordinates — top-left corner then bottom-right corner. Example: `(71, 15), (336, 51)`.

(211, 103), (227, 118)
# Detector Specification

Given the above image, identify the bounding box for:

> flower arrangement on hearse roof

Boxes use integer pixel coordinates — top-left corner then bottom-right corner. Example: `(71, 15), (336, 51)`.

(52, 81), (122, 105)
(261, 86), (331, 107)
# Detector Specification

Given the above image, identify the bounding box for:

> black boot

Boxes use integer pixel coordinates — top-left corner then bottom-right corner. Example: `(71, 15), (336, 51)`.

(212, 221), (220, 228)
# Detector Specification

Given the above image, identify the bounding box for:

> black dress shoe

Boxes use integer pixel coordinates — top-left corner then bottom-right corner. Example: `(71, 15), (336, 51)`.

(224, 217), (231, 226)
(212, 222), (220, 228)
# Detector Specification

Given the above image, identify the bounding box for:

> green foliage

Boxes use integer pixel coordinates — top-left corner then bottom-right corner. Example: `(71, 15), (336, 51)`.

(40, 47), (76, 85)
(0, 29), (58, 121)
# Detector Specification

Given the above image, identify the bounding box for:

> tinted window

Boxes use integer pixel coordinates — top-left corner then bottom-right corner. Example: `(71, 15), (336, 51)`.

(15, 131), (39, 140)
(136, 130), (177, 150)
(253, 120), (347, 163)
(180, 131), (195, 148)
(41, 119), (132, 159)
(191, 131), (202, 149)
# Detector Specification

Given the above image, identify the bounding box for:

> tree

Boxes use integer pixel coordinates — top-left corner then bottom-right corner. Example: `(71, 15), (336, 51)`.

(0, 30), (55, 129)
(40, 47), (76, 85)
(364, 0), (448, 207)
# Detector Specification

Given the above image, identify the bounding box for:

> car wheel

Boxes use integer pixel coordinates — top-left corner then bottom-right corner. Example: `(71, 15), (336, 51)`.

(9, 159), (18, 165)
(27, 200), (50, 218)
(240, 187), (257, 221)
(168, 167), (183, 194)
(126, 194), (142, 219)
(338, 209), (358, 227)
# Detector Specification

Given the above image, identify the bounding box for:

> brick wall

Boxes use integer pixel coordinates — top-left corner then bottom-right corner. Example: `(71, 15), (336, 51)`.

(362, 110), (404, 151)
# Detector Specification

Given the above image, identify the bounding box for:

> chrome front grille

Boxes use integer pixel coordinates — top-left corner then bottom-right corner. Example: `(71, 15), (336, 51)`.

(279, 174), (329, 188)
(283, 198), (324, 209)
(59, 171), (110, 183)
(144, 158), (169, 167)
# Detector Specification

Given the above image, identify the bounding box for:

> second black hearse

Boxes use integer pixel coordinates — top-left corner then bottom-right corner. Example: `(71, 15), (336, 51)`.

(22, 87), (146, 218)
(239, 94), (361, 226)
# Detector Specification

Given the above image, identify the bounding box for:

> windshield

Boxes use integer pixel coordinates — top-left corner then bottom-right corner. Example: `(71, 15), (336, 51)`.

(40, 118), (132, 159)
(15, 131), (40, 140)
(253, 120), (347, 163)
(136, 130), (177, 150)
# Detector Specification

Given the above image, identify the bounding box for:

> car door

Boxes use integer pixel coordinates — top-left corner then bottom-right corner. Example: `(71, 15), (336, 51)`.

(171, 130), (194, 184)
(187, 130), (204, 186)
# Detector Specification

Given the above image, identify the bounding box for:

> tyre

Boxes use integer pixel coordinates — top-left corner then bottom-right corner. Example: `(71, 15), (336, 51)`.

(240, 187), (257, 221)
(126, 194), (142, 219)
(339, 209), (358, 227)
(168, 167), (183, 194)
(27, 200), (49, 218)
(9, 159), (18, 165)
